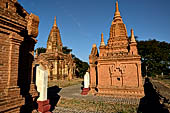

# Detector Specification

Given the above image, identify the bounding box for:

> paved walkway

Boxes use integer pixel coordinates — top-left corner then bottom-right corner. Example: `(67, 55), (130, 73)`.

(58, 84), (82, 98)
(58, 84), (140, 105)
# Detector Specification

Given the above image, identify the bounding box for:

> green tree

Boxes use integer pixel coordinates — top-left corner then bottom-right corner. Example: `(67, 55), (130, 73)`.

(62, 46), (72, 54)
(74, 57), (89, 78)
(35, 47), (46, 55)
(35, 46), (72, 55)
(137, 39), (170, 76)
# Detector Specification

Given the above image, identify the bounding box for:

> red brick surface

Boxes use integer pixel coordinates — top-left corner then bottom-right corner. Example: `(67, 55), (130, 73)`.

(89, 1), (144, 98)
(81, 88), (90, 95)
(0, 0), (39, 112)
(37, 99), (51, 113)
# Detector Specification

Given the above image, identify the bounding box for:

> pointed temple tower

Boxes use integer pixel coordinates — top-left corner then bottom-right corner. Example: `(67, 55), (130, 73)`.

(46, 16), (63, 53)
(89, 1), (144, 98)
(34, 17), (76, 81)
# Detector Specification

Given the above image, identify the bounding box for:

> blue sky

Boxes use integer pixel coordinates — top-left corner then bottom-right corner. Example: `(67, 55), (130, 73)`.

(18, 0), (170, 62)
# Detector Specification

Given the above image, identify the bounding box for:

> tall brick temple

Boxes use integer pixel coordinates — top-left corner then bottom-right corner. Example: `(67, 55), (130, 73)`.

(0, 0), (39, 112)
(34, 17), (76, 81)
(89, 1), (144, 98)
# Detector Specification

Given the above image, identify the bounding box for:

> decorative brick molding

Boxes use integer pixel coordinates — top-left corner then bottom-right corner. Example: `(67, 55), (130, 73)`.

(89, 1), (144, 98)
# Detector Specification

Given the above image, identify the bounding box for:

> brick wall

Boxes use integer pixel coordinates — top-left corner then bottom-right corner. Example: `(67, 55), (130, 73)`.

(0, 0), (39, 112)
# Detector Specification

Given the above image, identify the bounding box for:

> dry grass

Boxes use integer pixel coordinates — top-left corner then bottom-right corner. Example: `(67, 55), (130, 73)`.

(57, 98), (138, 113)
(48, 78), (83, 88)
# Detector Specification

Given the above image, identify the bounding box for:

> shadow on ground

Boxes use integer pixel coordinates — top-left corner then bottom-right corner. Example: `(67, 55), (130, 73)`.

(137, 78), (169, 113)
(47, 86), (62, 112)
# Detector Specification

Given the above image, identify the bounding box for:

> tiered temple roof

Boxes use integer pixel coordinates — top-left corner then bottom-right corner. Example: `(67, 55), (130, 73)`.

(99, 1), (138, 57)
(105, 1), (128, 53)
(46, 17), (63, 52)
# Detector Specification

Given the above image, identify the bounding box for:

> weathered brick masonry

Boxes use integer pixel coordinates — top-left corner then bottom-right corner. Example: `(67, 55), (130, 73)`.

(89, 1), (144, 98)
(0, 0), (39, 112)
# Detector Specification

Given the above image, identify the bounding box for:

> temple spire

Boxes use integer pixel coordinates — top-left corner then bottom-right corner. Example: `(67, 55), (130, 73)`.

(100, 33), (105, 46)
(46, 16), (63, 53)
(116, 0), (119, 12)
(130, 29), (136, 43)
(113, 0), (122, 22)
(53, 16), (57, 27)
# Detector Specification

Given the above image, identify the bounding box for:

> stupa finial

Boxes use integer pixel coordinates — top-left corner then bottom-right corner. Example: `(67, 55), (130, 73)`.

(113, 0), (122, 22)
(100, 33), (105, 46)
(130, 29), (136, 43)
(53, 16), (57, 27)
(116, 0), (119, 12)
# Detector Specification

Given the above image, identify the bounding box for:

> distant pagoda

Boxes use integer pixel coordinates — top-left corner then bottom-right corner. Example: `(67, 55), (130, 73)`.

(35, 17), (76, 81)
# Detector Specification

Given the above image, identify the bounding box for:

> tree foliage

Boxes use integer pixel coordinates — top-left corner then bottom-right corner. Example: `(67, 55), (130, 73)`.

(35, 46), (72, 55)
(74, 57), (89, 78)
(137, 39), (170, 76)
(36, 47), (46, 55)
(62, 46), (72, 54)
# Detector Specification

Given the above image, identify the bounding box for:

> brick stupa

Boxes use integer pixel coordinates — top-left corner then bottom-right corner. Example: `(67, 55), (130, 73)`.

(89, 1), (144, 98)
(34, 17), (76, 81)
